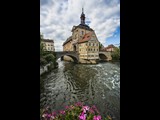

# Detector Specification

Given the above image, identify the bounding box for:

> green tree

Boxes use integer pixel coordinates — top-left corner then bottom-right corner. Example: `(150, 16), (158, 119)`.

(40, 57), (47, 66)
(40, 32), (44, 57)
(111, 47), (120, 60)
(44, 54), (56, 63)
(99, 43), (103, 50)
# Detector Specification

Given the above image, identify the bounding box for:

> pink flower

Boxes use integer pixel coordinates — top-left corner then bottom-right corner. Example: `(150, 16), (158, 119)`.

(52, 112), (56, 116)
(82, 106), (90, 113)
(93, 115), (101, 120)
(70, 105), (74, 109)
(51, 115), (55, 119)
(79, 112), (87, 120)
(42, 113), (47, 118)
(75, 102), (83, 107)
(83, 106), (90, 110)
(60, 110), (65, 115)
(65, 106), (69, 109)
(47, 114), (51, 118)
(89, 108), (95, 114)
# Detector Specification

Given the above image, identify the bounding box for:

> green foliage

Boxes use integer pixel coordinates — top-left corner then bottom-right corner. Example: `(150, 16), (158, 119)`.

(104, 115), (112, 120)
(44, 54), (56, 63)
(111, 47), (120, 60)
(40, 57), (47, 66)
(42, 51), (53, 56)
(99, 43), (103, 50)
(40, 32), (44, 57)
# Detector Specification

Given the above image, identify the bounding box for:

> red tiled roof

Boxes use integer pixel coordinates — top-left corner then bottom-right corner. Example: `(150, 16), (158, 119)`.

(78, 32), (92, 44)
(105, 44), (115, 49)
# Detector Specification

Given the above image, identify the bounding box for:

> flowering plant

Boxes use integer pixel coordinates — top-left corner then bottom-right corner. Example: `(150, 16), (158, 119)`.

(40, 102), (112, 120)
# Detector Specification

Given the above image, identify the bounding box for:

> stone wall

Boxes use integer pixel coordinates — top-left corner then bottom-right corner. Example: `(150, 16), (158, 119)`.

(79, 59), (98, 64)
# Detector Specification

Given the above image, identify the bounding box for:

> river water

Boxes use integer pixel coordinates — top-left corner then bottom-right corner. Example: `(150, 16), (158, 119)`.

(40, 59), (120, 120)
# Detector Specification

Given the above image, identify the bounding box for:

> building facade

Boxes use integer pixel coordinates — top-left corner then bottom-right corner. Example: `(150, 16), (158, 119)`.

(63, 8), (99, 63)
(103, 44), (115, 52)
(42, 39), (55, 51)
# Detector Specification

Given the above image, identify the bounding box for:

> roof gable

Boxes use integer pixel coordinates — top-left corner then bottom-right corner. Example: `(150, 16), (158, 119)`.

(78, 32), (92, 44)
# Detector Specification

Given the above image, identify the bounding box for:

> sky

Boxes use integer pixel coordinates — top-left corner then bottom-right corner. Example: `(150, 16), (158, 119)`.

(40, 0), (120, 51)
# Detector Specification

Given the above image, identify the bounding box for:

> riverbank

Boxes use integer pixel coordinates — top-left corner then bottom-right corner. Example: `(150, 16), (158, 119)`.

(40, 62), (58, 76)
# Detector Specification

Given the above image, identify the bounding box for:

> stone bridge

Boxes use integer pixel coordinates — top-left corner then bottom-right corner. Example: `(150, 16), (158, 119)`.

(99, 51), (112, 61)
(55, 51), (79, 63)
(52, 51), (112, 63)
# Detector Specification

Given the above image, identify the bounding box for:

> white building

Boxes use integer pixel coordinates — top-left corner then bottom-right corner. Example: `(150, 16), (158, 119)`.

(42, 39), (55, 51)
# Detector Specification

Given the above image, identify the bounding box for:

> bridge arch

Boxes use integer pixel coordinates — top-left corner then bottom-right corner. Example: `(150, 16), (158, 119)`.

(99, 53), (108, 60)
(55, 51), (79, 63)
(58, 55), (78, 63)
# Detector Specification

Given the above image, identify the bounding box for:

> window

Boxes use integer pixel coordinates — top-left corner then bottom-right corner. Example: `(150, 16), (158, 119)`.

(82, 31), (84, 35)
(93, 43), (94, 46)
(48, 44), (50, 46)
(89, 43), (91, 46)
(86, 43), (87, 46)
(80, 49), (81, 51)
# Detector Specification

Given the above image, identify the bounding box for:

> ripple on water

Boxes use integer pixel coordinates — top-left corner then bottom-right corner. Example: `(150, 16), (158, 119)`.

(41, 61), (120, 120)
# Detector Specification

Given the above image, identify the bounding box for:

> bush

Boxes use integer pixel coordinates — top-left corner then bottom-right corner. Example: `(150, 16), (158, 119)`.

(44, 54), (56, 63)
(111, 47), (120, 61)
(43, 51), (53, 56)
(40, 57), (47, 66)
(111, 53), (119, 60)
(40, 102), (112, 120)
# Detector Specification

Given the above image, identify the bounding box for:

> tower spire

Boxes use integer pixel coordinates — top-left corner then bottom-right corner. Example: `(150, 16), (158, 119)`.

(80, 7), (85, 25)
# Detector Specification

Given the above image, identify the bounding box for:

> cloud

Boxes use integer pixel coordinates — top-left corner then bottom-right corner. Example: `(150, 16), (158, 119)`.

(40, 0), (120, 51)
